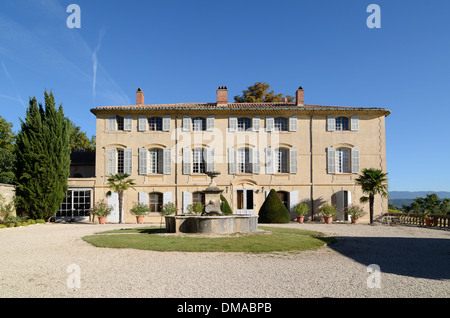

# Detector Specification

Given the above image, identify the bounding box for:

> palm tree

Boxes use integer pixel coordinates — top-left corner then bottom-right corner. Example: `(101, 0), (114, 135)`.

(355, 168), (389, 224)
(106, 173), (136, 223)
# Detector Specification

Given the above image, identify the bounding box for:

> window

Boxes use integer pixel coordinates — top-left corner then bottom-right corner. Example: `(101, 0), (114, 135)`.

(192, 117), (206, 131)
(274, 148), (289, 173)
(193, 192), (205, 206)
(335, 117), (349, 131)
(116, 116), (124, 131)
(117, 149), (124, 174)
(335, 148), (350, 173)
(274, 117), (288, 131)
(148, 117), (163, 131)
(277, 191), (289, 211)
(148, 149), (163, 174)
(237, 118), (252, 131)
(56, 190), (91, 218)
(237, 148), (251, 173)
(149, 192), (163, 213)
(192, 148), (206, 173)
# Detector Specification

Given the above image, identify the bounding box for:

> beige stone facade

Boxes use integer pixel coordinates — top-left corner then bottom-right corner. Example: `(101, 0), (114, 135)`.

(85, 85), (390, 224)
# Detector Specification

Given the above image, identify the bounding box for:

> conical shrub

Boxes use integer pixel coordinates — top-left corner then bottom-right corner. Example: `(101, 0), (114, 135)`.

(258, 189), (290, 223)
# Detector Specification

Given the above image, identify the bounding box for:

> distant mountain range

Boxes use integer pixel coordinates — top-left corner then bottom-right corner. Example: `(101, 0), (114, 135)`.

(388, 191), (450, 208)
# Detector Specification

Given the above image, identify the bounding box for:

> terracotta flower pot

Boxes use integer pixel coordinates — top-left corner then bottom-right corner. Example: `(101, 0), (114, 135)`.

(323, 216), (333, 224)
(425, 218), (433, 227)
(98, 216), (107, 224)
(351, 217), (358, 224)
(297, 216), (304, 223)
(136, 215), (144, 224)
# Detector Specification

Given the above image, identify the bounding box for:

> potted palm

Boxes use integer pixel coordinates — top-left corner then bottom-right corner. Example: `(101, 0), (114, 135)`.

(343, 204), (367, 224)
(319, 203), (337, 224)
(292, 202), (309, 223)
(90, 199), (112, 224)
(130, 201), (151, 224)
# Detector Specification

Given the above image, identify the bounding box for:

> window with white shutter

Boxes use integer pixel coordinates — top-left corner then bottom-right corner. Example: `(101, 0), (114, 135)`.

(289, 190), (299, 212)
(206, 148), (214, 172)
(289, 116), (297, 132)
(163, 148), (172, 175)
(228, 147), (236, 174)
(107, 148), (116, 175)
(266, 116), (274, 132)
(182, 191), (192, 214)
(182, 116), (191, 132)
(252, 116), (260, 132)
(228, 116), (237, 132)
(206, 116), (214, 132)
(289, 147), (297, 174)
(327, 147), (335, 174)
(252, 148), (260, 174)
(138, 192), (148, 205)
(124, 148), (132, 174)
(350, 116), (359, 131)
(162, 115), (171, 132)
(163, 192), (172, 205)
(351, 147), (359, 173)
(327, 116), (336, 131)
(138, 148), (147, 175)
(138, 116), (147, 132)
(182, 147), (191, 175)
(265, 148), (274, 174)
(108, 116), (116, 131)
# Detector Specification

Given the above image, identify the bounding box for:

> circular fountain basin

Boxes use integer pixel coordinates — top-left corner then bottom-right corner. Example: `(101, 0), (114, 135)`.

(165, 214), (258, 234)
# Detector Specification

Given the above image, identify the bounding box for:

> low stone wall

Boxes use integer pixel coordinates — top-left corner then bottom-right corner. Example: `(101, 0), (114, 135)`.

(165, 215), (258, 234)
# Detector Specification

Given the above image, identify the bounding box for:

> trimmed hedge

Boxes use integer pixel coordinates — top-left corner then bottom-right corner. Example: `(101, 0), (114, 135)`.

(220, 195), (233, 215)
(258, 189), (290, 223)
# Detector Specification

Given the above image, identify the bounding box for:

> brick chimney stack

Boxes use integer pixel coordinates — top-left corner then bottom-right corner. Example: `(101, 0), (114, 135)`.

(217, 86), (228, 105)
(136, 88), (144, 105)
(296, 86), (304, 106)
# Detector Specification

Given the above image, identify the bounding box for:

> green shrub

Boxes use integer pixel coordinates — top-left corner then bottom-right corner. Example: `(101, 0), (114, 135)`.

(258, 189), (290, 223)
(15, 222), (21, 227)
(36, 219), (46, 224)
(220, 195), (233, 215)
(319, 203), (337, 217)
(0, 224), (7, 229)
(6, 222), (15, 228)
(21, 221), (29, 226)
(28, 219), (36, 225)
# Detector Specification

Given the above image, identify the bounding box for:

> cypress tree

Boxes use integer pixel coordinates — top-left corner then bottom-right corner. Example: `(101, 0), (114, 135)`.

(15, 91), (70, 220)
(258, 189), (290, 223)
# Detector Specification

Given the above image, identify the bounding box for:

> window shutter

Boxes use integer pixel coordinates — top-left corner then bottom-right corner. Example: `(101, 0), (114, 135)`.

(163, 148), (171, 175)
(351, 147), (360, 173)
(351, 115), (359, 131)
(206, 115), (214, 132)
(206, 148), (214, 172)
(182, 191), (192, 214)
(228, 147), (236, 174)
(124, 115), (132, 131)
(182, 147), (191, 175)
(252, 116), (260, 132)
(163, 192), (172, 205)
(266, 116), (274, 132)
(228, 116), (237, 132)
(327, 147), (335, 174)
(138, 192), (148, 205)
(108, 115), (116, 131)
(124, 148), (132, 174)
(138, 116), (147, 132)
(327, 116), (335, 131)
(162, 115), (171, 132)
(289, 116), (297, 132)
(290, 147), (298, 174)
(265, 148), (274, 174)
(252, 148), (260, 174)
(289, 190), (299, 212)
(138, 148), (147, 175)
(182, 116), (191, 132)
(107, 148), (116, 175)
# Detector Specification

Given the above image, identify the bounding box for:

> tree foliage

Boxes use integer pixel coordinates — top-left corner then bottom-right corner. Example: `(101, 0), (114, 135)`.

(234, 82), (294, 103)
(402, 194), (450, 214)
(0, 116), (16, 184)
(68, 119), (96, 151)
(355, 168), (389, 224)
(14, 91), (71, 220)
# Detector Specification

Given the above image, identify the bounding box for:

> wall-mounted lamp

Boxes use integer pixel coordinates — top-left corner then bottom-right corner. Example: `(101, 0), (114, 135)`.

(261, 186), (265, 193)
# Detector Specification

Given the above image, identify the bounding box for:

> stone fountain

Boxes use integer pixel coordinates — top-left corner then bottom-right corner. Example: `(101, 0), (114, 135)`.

(165, 171), (258, 234)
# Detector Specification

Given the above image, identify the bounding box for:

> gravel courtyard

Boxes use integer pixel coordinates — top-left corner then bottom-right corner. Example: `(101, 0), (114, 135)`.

(0, 222), (448, 298)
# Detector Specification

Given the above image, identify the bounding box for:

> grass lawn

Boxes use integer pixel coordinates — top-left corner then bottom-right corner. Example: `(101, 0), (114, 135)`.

(82, 226), (335, 254)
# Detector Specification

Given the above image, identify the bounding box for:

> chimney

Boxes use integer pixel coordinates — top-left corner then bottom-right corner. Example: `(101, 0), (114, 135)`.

(136, 88), (144, 105)
(217, 86), (228, 105)
(296, 86), (304, 106)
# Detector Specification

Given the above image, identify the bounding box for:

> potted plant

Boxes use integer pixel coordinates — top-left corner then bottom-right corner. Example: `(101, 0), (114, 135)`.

(159, 202), (177, 229)
(187, 202), (204, 214)
(343, 204), (367, 224)
(89, 199), (112, 224)
(292, 202), (309, 223)
(130, 201), (151, 224)
(319, 203), (337, 224)
(420, 210), (434, 227)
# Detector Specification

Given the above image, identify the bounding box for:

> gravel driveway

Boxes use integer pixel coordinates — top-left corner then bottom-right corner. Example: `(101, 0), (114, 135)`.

(0, 222), (448, 298)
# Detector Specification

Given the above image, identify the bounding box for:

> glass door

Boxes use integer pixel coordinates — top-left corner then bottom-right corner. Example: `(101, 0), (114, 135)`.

(236, 189), (254, 215)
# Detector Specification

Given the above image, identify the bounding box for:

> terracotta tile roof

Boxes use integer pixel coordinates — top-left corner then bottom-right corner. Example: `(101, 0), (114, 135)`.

(90, 102), (390, 115)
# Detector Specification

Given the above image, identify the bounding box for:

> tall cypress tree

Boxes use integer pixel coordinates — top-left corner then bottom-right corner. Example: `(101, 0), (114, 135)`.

(15, 91), (70, 220)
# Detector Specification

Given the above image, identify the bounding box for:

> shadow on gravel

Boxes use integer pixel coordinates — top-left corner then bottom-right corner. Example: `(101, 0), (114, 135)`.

(328, 236), (450, 280)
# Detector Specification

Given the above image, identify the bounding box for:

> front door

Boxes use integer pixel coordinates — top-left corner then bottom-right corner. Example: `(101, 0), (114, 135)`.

(236, 189), (254, 215)
(107, 192), (120, 223)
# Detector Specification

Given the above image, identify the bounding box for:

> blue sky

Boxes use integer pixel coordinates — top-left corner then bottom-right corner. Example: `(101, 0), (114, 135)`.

(0, 0), (449, 192)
